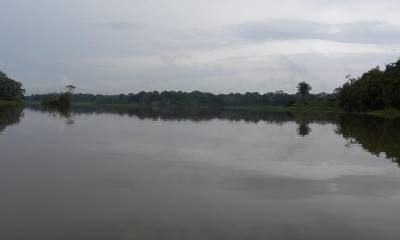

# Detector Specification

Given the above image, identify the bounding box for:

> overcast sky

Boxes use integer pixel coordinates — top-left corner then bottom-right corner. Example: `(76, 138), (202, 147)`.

(1, 0), (400, 94)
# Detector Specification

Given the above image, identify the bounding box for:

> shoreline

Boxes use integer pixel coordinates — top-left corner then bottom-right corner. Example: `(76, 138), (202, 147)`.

(23, 101), (400, 118)
(0, 100), (18, 105)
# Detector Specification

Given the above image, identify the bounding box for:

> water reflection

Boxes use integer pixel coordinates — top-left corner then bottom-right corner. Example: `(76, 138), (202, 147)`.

(24, 105), (400, 165)
(297, 122), (311, 137)
(335, 114), (400, 165)
(28, 104), (339, 124)
(27, 104), (75, 126)
(2, 105), (400, 239)
(0, 105), (23, 134)
(2, 105), (399, 163)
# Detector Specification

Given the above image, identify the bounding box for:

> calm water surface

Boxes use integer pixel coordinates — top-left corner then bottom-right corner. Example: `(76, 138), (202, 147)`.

(1, 105), (400, 240)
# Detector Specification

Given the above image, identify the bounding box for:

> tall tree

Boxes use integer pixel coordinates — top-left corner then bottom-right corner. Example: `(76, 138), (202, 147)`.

(65, 85), (76, 93)
(297, 82), (312, 96)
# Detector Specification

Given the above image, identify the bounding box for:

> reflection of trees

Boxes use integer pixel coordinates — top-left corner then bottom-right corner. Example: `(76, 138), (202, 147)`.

(30, 105), (340, 125)
(0, 105), (24, 133)
(28, 104), (74, 126)
(69, 106), (400, 164)
(297, 123), (311, 137)
(25, 104), (400, 165)
(335, 115), (400, 165)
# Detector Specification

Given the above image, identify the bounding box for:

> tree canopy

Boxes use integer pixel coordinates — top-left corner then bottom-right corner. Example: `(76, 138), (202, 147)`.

(0, 71), (25, 101)
(297, 82), (312, 96)
(336, 60), (400, 112)
(40, 85), (76, 110)
(26, 90), (336, 108)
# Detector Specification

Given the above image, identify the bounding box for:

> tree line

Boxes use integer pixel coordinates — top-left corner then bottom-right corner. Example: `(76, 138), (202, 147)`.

(336, 59), (400, 112)
(26, 89), (332, 108)
(3, 58), (400, 112)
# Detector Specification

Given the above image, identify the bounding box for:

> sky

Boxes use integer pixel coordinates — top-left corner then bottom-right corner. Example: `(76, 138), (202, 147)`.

(1, 0), (400, 94)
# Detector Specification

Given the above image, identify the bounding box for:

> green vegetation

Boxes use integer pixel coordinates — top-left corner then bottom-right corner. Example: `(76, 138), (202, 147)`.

(0, 71), (25, 102)
(368, 108), (400, 119)
(41, 93), (72, 109)
(336, 60), (400, 112)
(40, 85), (76, 110)
(27, 88), (336, 111)
(0, 100), (18, 105)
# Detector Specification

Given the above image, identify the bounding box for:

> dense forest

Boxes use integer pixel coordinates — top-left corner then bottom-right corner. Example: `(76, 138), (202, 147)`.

(0, 71), (25, 101)
(26, 89), (334, 108)
(336, 59), (400, 112)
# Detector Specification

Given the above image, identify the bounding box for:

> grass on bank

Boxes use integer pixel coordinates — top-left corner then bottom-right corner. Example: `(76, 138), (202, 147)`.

(24, 99), (400, 118)
(70, 100), (342, 113)
(227, 105), (341, 113)
(0, 100), (18, 105)
(227, 99), (340, 113)
(368, 108), (400, 119)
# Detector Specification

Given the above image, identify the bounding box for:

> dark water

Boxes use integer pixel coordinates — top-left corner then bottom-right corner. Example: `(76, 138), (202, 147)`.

(1, 105), (400, 240)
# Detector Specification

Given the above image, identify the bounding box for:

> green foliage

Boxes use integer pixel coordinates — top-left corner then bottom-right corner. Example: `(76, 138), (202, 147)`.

(0, 71), (25, 101)
(27, 90), (336, 108)
(41, 92), (72, 109)
(286, 97), (337, 109)
(40, 85), (76, 111)
(337, 60), (400, 112)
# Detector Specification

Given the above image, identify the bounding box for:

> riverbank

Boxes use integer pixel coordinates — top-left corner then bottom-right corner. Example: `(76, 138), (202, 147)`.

(70, 102), (342, 113)
(230, 106), (400, 119)
(24, 101), (400, 118)
(226, 105), (341, 113)
(0, 100), (18, 105)
(368, 108), (400, 119)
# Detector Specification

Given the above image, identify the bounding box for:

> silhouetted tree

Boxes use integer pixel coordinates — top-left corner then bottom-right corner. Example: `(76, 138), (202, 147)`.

(297, 82), (312, 96)
(66, 85), (76, 93)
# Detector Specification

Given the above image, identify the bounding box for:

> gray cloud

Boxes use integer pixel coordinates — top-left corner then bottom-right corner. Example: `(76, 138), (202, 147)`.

(99, 22), (142, 31)
(232, 20), (400, 44)
(230, 173), (400, 199)
(1, 1), (400, 94)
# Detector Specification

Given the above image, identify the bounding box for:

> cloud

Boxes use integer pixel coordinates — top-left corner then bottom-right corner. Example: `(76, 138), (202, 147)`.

(98, 22), (142, 31)
(1, 1), (400, 94)
(229, 173), (400, 199)
(231, 20), (400, 44)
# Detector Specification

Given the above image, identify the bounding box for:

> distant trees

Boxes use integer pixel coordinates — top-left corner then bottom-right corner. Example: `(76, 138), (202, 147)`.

(28, 90), (294, 107)
(26, 89), (336, 108)
(41, 85), (76, 109)
(336, 60), (400, 112)
(297, 82), (312, 96)
(0, 71), (25, 101)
